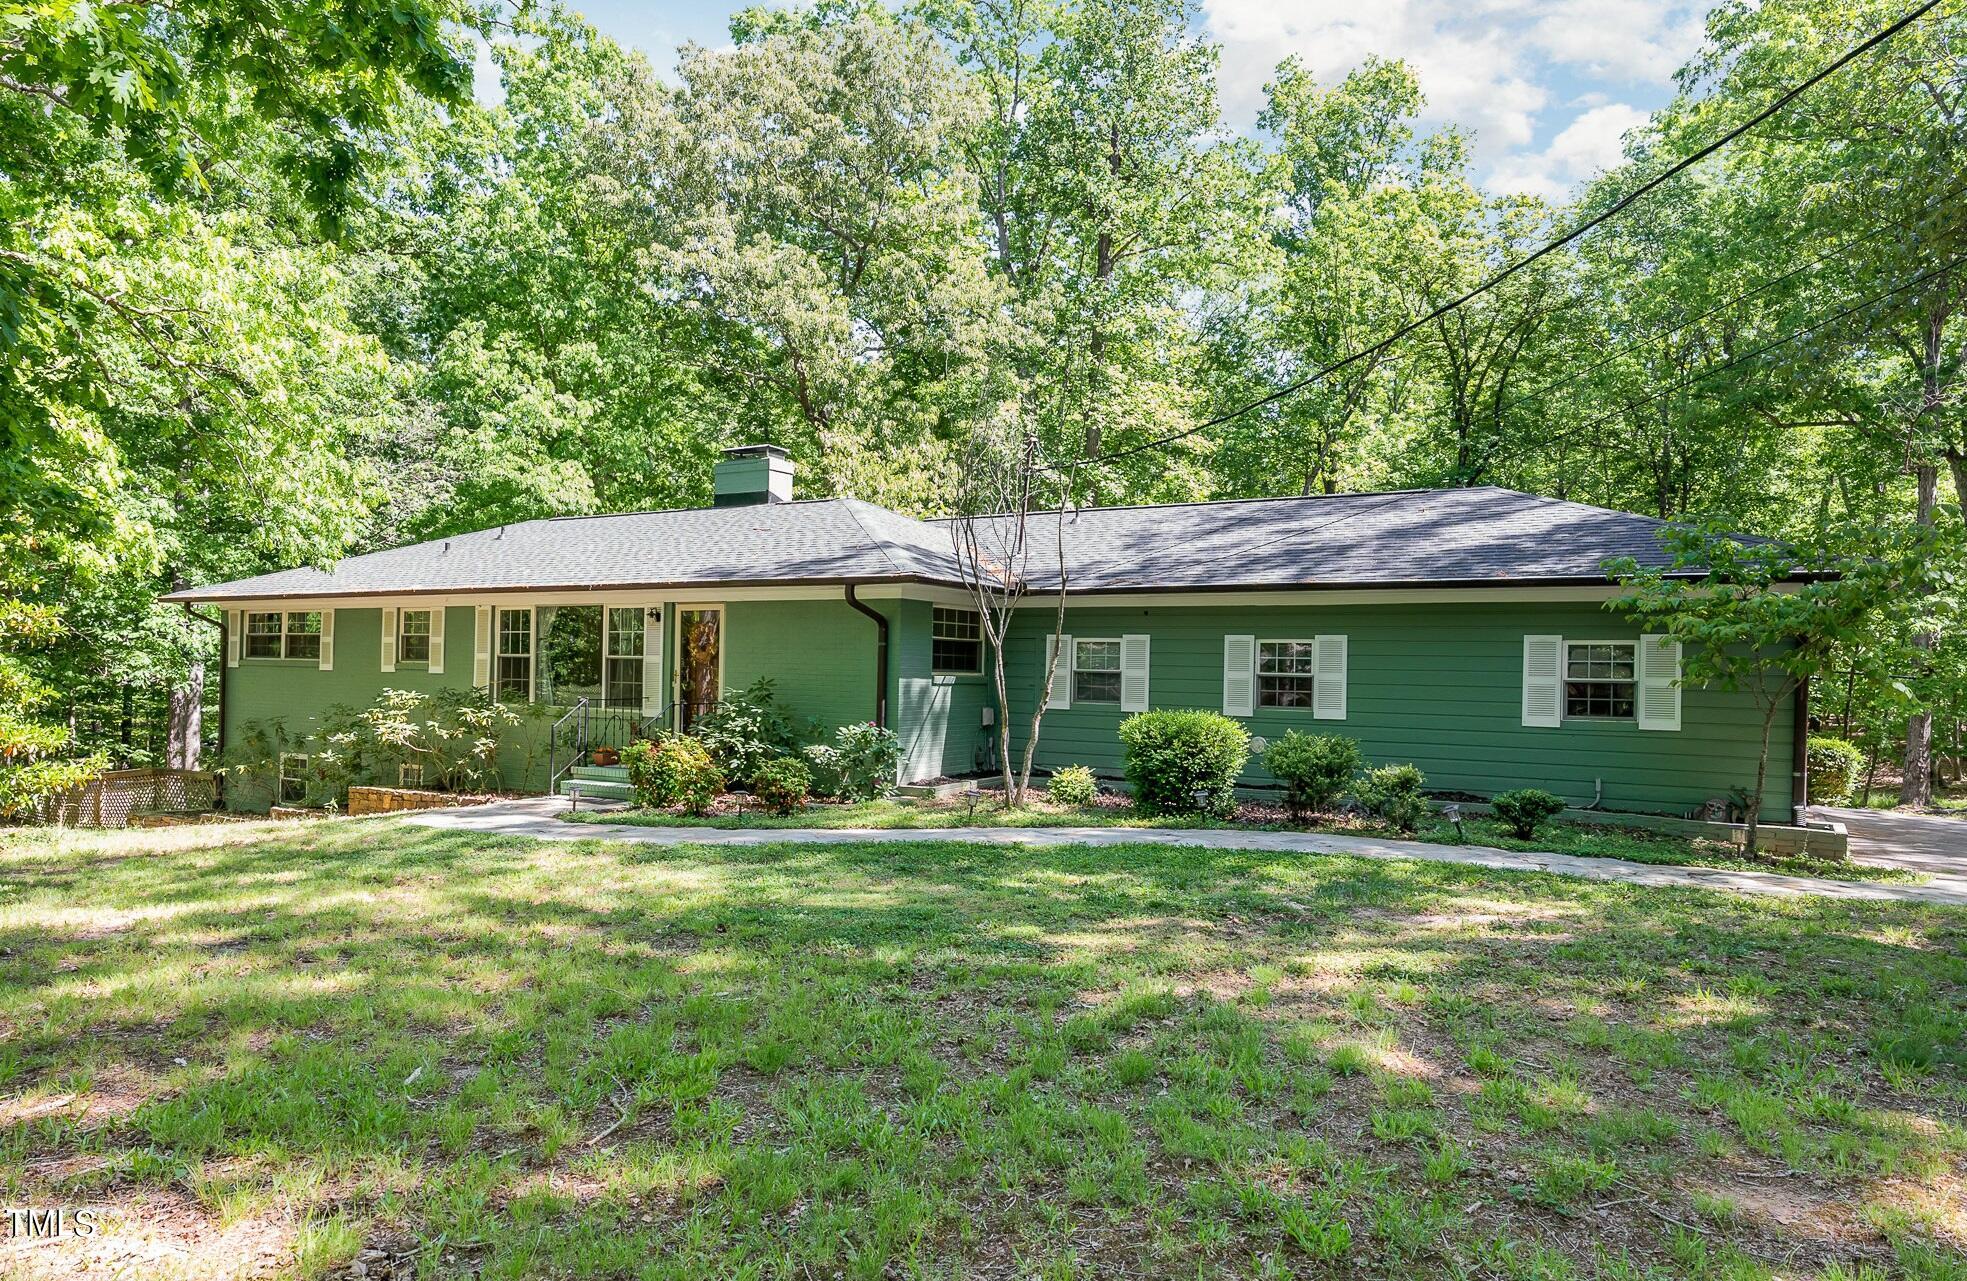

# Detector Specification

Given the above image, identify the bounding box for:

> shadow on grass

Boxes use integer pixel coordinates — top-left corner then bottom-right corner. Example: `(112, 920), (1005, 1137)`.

(0, 819), (1961, 1279)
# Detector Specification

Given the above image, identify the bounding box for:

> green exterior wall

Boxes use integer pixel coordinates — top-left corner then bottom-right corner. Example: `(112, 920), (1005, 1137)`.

(1000, 600), (1797, 822)
(891, 598), (990, 781)
(221, 595), (942, 808)
(218, 592), (1798, 821)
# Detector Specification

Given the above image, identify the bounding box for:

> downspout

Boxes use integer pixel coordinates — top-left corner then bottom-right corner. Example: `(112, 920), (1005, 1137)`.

(1791, 675), (1810, 822)
(181, 603), (229, 805)
(843, 583), (889, 728)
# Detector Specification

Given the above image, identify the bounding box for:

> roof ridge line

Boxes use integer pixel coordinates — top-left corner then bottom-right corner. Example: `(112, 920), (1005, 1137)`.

(835, 497), (913, 578)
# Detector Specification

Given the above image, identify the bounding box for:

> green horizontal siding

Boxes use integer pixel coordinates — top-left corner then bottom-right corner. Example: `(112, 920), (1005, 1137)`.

(891, 598), (989, 782)
(1003, 601), (1796, 822)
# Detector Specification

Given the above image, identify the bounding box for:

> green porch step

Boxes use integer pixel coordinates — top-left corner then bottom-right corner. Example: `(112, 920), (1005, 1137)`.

(569, 764), (630, 782)
(558, 777), (635, 802)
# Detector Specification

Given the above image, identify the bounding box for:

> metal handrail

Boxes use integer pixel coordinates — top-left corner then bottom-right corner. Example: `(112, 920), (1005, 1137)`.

(547, 697), (590, 802)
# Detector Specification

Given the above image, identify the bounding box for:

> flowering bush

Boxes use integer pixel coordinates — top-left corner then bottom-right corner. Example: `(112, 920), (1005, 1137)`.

(623, 735), (723, 814)
(751, 756), (813, 815)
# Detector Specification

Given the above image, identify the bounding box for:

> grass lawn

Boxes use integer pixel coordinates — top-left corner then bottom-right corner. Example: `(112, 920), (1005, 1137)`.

(2, 820), (1963, 1280)
(569, 794), (1917, 884)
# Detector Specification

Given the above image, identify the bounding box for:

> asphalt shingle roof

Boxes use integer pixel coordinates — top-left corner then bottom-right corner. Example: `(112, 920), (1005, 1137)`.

(163, 499), (967, 602)
(163, 486), (1702, 602)
(965, 486), (1699, 592)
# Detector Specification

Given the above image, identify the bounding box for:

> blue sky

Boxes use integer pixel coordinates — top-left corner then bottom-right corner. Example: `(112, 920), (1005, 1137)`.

(497, 0), (1712, 201)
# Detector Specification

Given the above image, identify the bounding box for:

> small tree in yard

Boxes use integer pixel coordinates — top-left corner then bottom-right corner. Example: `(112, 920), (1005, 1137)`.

(1609, 520), (1922, 854)
(949, 417), (1076, 807)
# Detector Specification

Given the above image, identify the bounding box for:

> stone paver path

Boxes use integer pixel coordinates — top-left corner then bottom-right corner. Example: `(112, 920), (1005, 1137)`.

(410, 796), (1967, 907)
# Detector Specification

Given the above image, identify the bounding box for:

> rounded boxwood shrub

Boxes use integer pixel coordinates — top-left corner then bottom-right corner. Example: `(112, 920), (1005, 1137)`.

(1117, 709), (1249, 817)
(1047, 765), (1098, 806)
(1354, 762), (1429, 834)
(751, 755), (813, 815)
(1490, 787), (1566, 840)
(1261, 731), (1361, 819)
(1806, 736), (1865, 804)
(622, 736), (723, 815)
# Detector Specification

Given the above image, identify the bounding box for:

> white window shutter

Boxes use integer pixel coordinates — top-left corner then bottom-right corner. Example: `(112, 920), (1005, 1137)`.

(1637, 634), (1682, 732)
(641, 607), (662, 718)
(1313, 634), (1347, 720)
(318, 609), (335, 671)
(1043, 634), (1072, 710)
(473, 605), (492, 689)
(226, 610), (240, 668)
(1522, 635), (1562, 727)
(1120, 634), (1150, 713)
(1223, 635), (1255, 718)
(427, 606), (446, 674)
(380, 606), (397, 673)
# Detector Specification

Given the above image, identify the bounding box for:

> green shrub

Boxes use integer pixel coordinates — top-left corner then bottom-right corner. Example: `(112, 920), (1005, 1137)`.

(1117, 709), (1249, 817)
(803, 722), (900, 802)
(1490, 788), (1566, 840)
(750, 756), (813, 815)
(1806, 736), (1865, 805)
(623, 736), (723, 814)
(1047, 765), (1098, 806)
(691, 678), (801, 786)
(1261, 731), (1361, 818)
(1354, 763), (1429, 833)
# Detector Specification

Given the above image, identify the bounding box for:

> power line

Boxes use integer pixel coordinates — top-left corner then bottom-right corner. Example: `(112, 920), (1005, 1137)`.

(1482, 176), (1967, 425)
(1072, 0), (1947, 471)
(1488, 250), (1967, 466)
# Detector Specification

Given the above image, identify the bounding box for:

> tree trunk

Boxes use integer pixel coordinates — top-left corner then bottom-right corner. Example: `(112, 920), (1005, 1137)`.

(1903, 463), (1939, 809)
(1744, 697), (1781, 857)
(1949, 448), (1967, 535)
(166, 663), (203, 769)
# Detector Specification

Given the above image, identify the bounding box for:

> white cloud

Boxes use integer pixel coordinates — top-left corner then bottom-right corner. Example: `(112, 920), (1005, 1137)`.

(1488, 101), (1651, 201)
(1202, 0), (1703, 196)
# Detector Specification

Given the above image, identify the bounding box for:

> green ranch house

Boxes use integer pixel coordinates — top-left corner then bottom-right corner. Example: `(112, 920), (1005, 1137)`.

(163, 445), (1805, 821)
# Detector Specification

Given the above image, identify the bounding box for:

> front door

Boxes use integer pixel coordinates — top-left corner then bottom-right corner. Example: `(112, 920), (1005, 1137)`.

(677, 607), (722, 730)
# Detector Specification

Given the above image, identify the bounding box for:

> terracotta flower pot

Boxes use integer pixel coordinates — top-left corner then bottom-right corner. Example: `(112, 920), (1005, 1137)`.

(592, 747), (620, 768)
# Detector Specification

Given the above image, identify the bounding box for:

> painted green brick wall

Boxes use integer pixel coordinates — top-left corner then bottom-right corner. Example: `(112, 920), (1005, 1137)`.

(223, 606), (557, 804)
(891, 598), (989, 781)
(722, 598), (886, 735)
(224, 598), (933, 804)
(1002, 601), (1797, 822)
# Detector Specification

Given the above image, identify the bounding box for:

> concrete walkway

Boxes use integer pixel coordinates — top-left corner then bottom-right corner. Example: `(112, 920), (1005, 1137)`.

(1811, 805), (1967, 879)
(411, 796), (1967, 907)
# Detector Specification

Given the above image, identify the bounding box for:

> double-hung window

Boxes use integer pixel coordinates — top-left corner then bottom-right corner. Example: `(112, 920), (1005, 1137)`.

(1072, 639), (1123, 704)
(605, 607), (645, 709)
(398, 609), (432, 664)
(1257, 641), (1319, 709)
(1564, 641), (1636, 720)
(932, 607), (983, 674)
(496, 607), (533, 702)
(278, 753), (309, 805)
(246, 611), (320, 659)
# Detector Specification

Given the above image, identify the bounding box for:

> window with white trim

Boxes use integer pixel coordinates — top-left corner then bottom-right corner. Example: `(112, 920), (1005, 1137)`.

(605, 607), (645, 710)
(246, 611), (320, 660)
(1565, 641), (1636, 720)
(1257, 640), (1319, 709)
(932, 607), (983, 674)
(496, 608), (532, 702)
(1072, 638), (1122, 704)
(278, 753), (309, 805)
(399, 762), (424, 789)
(399, 609), (432, 664)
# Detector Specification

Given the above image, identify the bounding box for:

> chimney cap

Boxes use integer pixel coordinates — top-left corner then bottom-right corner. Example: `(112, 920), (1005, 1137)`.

(719, 443), (790, 461)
